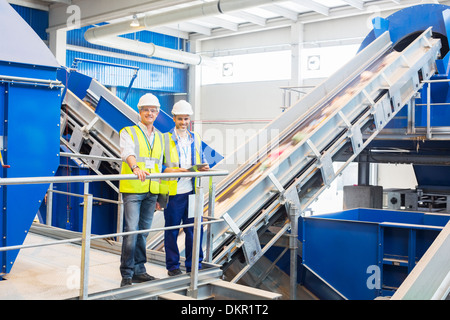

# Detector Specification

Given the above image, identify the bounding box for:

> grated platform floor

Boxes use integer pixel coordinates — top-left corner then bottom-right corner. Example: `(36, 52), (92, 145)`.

(0, 232), (168, 300)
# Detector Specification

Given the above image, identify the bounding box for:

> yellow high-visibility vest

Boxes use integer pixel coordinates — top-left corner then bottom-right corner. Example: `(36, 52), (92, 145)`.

(163, 130), (202, 196)
(119, 125), (165, 194)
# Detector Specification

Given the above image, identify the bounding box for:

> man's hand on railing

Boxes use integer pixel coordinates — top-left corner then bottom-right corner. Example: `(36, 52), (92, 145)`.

(132, 166), (150, 182)
(163, 167), (188, 173)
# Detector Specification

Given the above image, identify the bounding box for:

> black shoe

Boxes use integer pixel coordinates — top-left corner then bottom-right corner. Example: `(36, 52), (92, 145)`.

(167, 268), (182, 276)
(132, 272), (155, 283)
(120, 278), (132, 287)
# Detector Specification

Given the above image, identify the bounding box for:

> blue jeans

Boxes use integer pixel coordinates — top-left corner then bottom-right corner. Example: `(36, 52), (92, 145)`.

(164, 192), (203, 272)
(120, 192), (157, 279)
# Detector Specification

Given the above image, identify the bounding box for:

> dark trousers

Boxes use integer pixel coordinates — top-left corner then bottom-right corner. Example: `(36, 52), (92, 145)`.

(164, 192), (204, 272)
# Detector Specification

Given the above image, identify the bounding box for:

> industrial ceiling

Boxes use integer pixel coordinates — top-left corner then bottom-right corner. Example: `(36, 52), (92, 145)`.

(18, 0), (448, 41)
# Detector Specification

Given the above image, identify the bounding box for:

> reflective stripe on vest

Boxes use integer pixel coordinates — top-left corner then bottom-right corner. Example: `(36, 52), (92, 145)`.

(119, 126), (164, 194)
(162, 130), (202, 196)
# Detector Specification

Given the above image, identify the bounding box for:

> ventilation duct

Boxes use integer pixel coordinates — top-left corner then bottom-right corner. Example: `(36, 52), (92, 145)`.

(84, 0), (287, 65)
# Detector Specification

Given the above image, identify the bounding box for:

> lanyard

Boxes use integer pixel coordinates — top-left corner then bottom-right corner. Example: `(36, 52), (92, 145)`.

(174, 129), (192, 166)
(137, 125), (155, 159)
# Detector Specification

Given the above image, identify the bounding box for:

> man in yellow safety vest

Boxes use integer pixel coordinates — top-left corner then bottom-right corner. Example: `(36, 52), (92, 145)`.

(162, 100), (209, 276)
(118, 93), (166, 287)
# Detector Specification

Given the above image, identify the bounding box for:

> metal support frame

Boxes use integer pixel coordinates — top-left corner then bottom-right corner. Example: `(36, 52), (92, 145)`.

(46, 183), (54, 226)
(205, 177), (215, 262)
(372, 78), (450, 140)
(79, 182), (93, 300)
(187, 180), (204, 298)
(288, 203), (299, 300)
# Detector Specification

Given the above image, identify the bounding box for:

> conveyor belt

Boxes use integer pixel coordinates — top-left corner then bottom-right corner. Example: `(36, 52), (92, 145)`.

(214, 51), (397, 211)
(209, 28), (441, 269)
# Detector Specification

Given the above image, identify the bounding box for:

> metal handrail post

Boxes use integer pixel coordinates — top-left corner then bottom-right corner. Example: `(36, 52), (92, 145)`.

(46, 183), (53, 226)
(188, 180), (204, 298)
(289, 203), (300, 300)
(206, 177), (215, 262)
(427, 81), (432, 139)
(117, 193), (123, 242)
(79, 182), (93, 300)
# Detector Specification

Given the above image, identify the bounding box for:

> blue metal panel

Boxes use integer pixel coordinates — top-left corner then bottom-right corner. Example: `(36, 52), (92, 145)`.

(0, 0), (61, 275)
(67, 25), (182, 51)
(301, 216), (379, 300)
(413, 164), (450, 188)
(359, 4), (450, 52)
(299, 208), (450, 299)
(11, 4), (48, 41)
(58, 69), (93, 100)
(66, 25), (187, 92)
(2, 82), (61, 274)
(357, 208), (424, 224)
(66, 24), (188, 92)
(361, 4), (450, 131)
(95, 96), (134, 132)
(37, 158), (118, 235)
(66, 50), (187, 93)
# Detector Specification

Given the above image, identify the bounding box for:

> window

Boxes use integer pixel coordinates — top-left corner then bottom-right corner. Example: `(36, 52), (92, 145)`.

(301, 44), (359, 79)
(202, 50), (291, 85)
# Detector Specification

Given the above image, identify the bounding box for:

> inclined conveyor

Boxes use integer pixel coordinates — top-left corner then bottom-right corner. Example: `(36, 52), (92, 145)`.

(208, 28), (441, 275)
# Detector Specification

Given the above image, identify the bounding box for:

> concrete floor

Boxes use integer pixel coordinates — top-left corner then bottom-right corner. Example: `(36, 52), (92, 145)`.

(0, 232), (167, 300)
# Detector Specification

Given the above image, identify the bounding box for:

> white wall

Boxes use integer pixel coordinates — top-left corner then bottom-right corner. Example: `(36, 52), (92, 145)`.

(199, 79), (289, 157)
(377, 163), (418, 189)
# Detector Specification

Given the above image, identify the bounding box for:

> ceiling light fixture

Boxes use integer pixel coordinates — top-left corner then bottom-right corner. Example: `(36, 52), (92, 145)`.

(130, 14), (140, 27)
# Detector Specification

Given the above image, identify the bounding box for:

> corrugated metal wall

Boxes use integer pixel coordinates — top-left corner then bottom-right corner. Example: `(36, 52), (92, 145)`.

(67, 24), (188, 111)
(66, 50), (186, 93)
(11, 4), (48, 41)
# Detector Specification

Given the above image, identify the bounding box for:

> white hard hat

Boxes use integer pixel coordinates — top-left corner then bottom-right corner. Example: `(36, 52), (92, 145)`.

(172, 100), (193, 115)
(138, 93), (160, 110)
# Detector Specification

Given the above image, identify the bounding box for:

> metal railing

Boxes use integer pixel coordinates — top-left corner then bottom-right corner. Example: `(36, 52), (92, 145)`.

(0, 170), (228, 300)
(402, 79), (450, 139)
(279, 85), (315, 111)
(421, 79), (450, 139)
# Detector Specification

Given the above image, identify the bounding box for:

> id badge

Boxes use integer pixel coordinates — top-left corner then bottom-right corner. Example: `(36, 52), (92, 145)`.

(188, 194), (196, 218)
(188, 194), (205, 218)
(145, 158), (155, 169)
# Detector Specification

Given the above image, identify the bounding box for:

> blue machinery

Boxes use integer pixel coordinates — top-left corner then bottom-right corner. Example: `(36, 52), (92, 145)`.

(1, 1), (450, 299)
(0, 1), (62, 276)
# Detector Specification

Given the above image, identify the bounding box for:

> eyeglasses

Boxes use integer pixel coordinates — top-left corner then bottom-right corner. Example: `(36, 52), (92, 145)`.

(140, 108), (159, 114)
